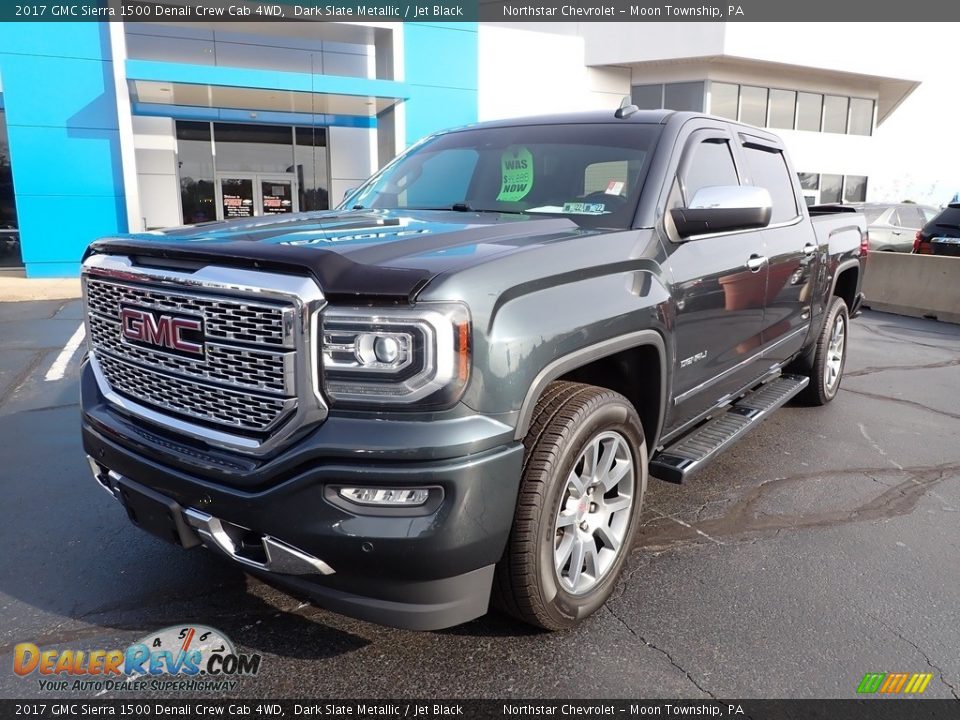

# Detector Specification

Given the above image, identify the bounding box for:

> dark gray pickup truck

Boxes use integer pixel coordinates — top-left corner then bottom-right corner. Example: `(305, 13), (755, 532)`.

(80, 110), (866, 631)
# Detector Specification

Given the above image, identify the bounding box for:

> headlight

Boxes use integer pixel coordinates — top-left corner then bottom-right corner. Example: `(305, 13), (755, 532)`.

(321, 303), (470, 407)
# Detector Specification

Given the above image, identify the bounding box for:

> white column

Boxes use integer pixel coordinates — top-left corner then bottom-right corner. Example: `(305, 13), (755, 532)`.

(108, 22), (143, 233)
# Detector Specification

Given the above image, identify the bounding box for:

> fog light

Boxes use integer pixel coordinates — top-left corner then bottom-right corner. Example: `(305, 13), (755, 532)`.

(339, 487), (430, 506)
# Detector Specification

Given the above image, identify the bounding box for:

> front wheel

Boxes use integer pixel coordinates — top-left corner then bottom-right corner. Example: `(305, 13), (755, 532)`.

(795, 296), (849, 405)
(493, 382), (647, 630)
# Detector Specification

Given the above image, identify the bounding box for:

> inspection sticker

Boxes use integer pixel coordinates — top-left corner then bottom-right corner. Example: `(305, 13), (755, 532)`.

(562, 202), (606, 215)
(497, 148), (534, 202)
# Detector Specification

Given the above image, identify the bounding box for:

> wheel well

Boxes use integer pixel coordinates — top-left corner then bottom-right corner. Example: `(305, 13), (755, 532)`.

(557, 345), (662, 450)
(833, 266), (859, 310)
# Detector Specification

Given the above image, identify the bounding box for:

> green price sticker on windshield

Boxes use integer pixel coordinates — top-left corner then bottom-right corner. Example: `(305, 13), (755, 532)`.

(497, 148), (533, 202)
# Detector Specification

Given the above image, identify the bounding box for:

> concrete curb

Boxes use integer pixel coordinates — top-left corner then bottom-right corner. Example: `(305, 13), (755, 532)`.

(861, 252), (960, 325)
(0, 277), (82, 303)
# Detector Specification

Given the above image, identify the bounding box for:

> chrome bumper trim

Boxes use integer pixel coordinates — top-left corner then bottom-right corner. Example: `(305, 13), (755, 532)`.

(88, 456), (334, 577)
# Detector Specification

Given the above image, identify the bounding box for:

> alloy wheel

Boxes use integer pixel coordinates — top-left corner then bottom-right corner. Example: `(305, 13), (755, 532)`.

(824, 312), (846, 393)
(553, 430), (635, 595)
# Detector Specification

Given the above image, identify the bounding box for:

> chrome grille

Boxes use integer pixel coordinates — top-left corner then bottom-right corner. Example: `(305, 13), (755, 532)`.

(88, 312), (292, 394)
(84, 272), (301, 435)
(84, 276), (290, 347)
(96, 353), (293, 433)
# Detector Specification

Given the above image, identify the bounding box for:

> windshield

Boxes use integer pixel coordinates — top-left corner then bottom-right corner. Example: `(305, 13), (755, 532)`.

(345, 123), (662, 229)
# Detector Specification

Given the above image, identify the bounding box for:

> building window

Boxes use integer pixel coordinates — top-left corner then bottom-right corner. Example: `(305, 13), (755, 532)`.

(630, 82), (704, 112)
(767, 89), (796, 130)
(673, 79), (874, 136)
(176, 122), (216, 225)
(710, 82), (739, 120)
(214, 123), (295, 174)
(843, 175), (868, 203)
(822, 95), (849, 134)
(631, 84), (663, 110)
(739, 86), (768, 127)
(796, 92), (824, 132)
(0, 109), (21, 268)
(848, 98), (874, 137)
(125, 23), (373, 80)
(176, 120), (330, 224)
(798, 172), (869, 205)
(819, 173), (844, 204)
(664, 82), (704, 112)
(797, 172), (820, 192)
(295, 127), (329, 212)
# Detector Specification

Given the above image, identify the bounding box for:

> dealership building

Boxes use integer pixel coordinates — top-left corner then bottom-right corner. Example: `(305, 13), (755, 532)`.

(0, 20), (918, 277)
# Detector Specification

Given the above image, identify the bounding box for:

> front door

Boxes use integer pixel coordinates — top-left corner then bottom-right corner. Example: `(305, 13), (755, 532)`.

(216, 173), (298, 221)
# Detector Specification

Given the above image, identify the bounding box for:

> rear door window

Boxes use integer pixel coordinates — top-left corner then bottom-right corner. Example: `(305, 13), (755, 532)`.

(895, 207), (924, 230)
(741, 145), (798, 224)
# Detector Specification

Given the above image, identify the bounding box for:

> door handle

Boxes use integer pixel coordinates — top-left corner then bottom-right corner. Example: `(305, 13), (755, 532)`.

(892, 230), (902, 236)
(745, 255), (768, 272)
(803, 242), (817, 256)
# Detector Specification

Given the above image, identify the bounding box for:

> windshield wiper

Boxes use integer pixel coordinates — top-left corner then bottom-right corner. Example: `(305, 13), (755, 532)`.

(935, 222), (960, 230)
(450, 202), (527, 215)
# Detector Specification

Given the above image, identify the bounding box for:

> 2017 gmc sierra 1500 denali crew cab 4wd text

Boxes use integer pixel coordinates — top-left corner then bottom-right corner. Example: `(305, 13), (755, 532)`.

(80, 109), (866, 630)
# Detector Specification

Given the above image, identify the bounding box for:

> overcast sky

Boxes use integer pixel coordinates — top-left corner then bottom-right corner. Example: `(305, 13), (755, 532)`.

(870, 24), (960, 206)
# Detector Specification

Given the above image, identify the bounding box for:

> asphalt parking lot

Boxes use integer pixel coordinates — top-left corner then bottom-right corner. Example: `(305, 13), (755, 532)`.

(1, 300), (958, 700)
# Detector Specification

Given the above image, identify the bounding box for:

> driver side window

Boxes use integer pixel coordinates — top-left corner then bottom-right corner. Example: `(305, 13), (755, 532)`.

(681, 139), (739, 205)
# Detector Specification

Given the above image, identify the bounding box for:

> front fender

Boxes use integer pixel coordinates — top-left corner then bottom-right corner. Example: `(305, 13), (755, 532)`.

(463, 266), (671, 434)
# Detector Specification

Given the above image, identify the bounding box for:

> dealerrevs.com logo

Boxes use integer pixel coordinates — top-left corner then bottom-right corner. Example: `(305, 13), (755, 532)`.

(13, 625), (262, 693)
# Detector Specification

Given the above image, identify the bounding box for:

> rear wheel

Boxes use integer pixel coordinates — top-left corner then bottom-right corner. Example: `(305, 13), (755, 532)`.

(795, 295), (849, 405)
(493, 382), (647, 630)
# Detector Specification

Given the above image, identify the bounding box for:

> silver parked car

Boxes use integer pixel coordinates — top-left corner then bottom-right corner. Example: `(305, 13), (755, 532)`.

(849, 203), (939, 252)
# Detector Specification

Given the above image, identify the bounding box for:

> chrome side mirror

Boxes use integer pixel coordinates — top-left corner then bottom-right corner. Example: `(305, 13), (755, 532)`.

(671, 185), (773, 238)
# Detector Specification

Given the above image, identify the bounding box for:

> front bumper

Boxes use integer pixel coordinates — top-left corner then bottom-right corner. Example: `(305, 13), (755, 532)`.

(81, 360), (524, 630)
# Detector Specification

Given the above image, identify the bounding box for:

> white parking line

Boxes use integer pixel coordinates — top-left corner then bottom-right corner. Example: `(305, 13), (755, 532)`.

(44, 324), (86, 382)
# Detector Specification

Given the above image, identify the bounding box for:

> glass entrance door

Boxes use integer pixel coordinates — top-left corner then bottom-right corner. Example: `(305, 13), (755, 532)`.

(258, 175), (296, 216)
(215, 173), (298, 220)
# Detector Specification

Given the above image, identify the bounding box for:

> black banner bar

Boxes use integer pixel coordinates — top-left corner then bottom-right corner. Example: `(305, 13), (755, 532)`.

(2, 0), (960, 22)
(1, 700), (959, 720)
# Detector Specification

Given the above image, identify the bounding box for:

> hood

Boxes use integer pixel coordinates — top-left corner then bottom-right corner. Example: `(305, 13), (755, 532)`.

(86, 209), (590, 302)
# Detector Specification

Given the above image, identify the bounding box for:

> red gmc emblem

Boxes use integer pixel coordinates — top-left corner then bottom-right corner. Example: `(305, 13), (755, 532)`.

(120, 305), (204, 357)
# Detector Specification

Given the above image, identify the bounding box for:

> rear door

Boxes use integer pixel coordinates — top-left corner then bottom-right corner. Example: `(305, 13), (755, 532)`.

(735, 133), (813, 366)
(660, 125), (768, 436)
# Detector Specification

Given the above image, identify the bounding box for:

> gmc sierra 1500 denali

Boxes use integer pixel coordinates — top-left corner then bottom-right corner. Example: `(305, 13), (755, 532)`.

(80, 110), (866, 631)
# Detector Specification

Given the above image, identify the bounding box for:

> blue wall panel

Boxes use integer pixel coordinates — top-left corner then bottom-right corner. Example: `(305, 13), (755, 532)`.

(15, 195), (126, 273)
(403, 23), (478, 146)
(0, 22), (126, 277)
(5, 126), (124, 196)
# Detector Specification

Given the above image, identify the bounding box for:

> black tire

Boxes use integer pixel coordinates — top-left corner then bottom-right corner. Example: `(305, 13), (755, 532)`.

(493, 381), (647, 630)
(794, 296), (849, 406)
